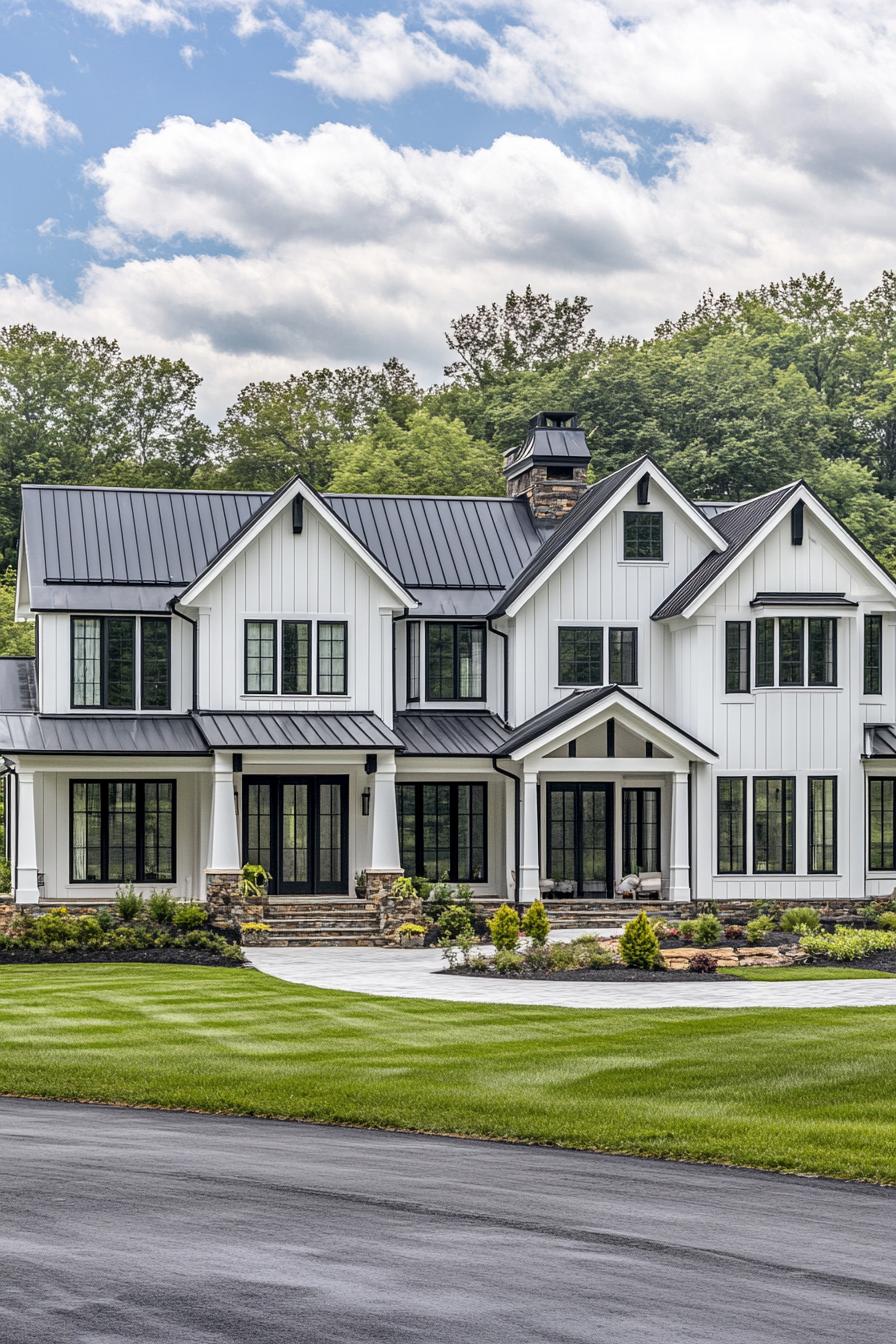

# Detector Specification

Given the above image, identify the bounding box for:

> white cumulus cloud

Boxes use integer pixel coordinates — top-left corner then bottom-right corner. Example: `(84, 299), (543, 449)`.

(0, 72), (79, 146)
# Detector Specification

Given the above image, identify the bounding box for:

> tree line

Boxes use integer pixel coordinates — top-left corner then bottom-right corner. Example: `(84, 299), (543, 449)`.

(3, 271), (896, 652)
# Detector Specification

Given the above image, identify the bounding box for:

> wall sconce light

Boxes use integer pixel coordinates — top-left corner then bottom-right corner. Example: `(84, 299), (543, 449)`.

(361, 787), (371, 816)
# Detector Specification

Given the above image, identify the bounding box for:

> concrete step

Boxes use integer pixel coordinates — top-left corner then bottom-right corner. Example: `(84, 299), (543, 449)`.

(265, 933), (388, 947)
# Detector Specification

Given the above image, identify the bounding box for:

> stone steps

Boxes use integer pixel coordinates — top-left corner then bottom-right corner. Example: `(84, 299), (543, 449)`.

(261, 900), (383, 946)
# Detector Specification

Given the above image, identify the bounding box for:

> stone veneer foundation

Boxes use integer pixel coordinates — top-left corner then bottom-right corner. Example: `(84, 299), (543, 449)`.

(365, 871), (422, 937)
(205, 870), (264, 928)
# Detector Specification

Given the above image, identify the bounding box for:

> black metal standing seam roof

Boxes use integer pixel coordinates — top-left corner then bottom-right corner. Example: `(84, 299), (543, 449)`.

(499, 685), (717, 758)
(651, 483), (801, 620)
(395, 711), (510, 756)
(195, 711), (402, 751)
(749, 591), (858, 607)
(0, 715), (208, 755)
(489, 458), (648, 615)
(865, 724), (896, 757)
(0, 659), (36, 713)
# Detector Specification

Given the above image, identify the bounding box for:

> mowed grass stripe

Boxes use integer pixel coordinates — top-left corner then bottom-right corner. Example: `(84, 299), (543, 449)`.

(0, 963), (895, 1183)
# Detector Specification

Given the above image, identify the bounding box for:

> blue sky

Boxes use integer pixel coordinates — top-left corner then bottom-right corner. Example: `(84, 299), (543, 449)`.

(0, 2), (893, 418)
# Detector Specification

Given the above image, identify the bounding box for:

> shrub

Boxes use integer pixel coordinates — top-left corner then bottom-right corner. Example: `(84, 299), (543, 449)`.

(522, 944), (553, 972)
(425, 882), (474, 923)
(745, 915), (776, 945)
(147, 891), (178, 924)
(396, 922), (426, 938)
(113, 885), (144, 922)
(878, 911), (896, 931)
(440, 904), (474, 941)
(570, 935), (615, 969)
(548, 941), (577, 970)
(688, 952), (718, 974)
(750, 900), (778, 923)
(800, 927), (896, 962)
(493, 949), (523, 974)
(0, 856), (10, 893)
(650, 917), (671, 938)
(619, 911), (662, 969)
(779, 906), (821, 933)
(95, 906), (114, 931)
(691, 913), (722, 947)
(521, 899), (551, 947)
(663, 926), (681, 940)
(391, 876), (416, 901)
(677, 919), (697, 944)
(488, 903), (520, 952)
(171, 903), (208, 931)
(724, 924), (745, 940)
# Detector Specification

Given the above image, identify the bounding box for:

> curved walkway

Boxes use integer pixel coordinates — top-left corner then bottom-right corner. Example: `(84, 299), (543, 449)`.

(246, 943), (896, 1008)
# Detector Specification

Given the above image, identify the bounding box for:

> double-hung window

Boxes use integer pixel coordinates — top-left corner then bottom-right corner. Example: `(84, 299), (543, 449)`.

(623, 511), (663, 560)
(72, 615), (170, 710)
(397, 782), (487, 881)
(557, 626), (638, 686)
(725, 621), (750, 693)
(868, 778), (896, 870)
(717, 778), (746, 874)
(70, 779), (175, 883)
(244, 619), (347, 695)
(808, 777), (837, 874)
(609, 628), (638, 684)
(425, 623), (485, 701)
(406, 621), (420, 703)
(864, 615), (883, 695)
(753, 777), (795, 874)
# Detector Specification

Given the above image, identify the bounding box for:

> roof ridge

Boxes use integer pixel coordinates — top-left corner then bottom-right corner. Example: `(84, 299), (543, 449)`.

(22, 484), (271, 497)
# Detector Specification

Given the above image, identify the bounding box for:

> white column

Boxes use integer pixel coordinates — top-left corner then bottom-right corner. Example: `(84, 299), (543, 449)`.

(669, 770), (691, 903)
(15, 769), (40, 905)
(207, 751), (240, 871)
(518, 770), (541, 903)
(370, 759), (402, 872)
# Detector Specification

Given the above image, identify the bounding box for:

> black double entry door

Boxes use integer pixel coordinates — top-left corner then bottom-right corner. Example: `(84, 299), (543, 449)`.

(243, 776), (349, 895)
(547, 783), (613, 897)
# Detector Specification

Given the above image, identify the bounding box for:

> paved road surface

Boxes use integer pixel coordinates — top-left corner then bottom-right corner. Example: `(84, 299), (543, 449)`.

(1, 1098), (893, 1343)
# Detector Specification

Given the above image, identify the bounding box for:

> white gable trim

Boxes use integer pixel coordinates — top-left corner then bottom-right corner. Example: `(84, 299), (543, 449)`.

(508, 688), (717, 764)
(504, 460), (727, 619)
(178, 476), (415, 609)
(679, 483), (896, 619)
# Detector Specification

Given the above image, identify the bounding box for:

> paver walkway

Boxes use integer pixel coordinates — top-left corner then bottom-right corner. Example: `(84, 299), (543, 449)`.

(246, 938), (896, 1008)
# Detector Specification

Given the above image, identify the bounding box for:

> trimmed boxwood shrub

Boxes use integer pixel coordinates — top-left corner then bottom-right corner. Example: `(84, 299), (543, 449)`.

(488, 904), (520, 952)
(779, 906), (821, 933)
(619, 911), (662, 969)
(521, 899), (551, 947)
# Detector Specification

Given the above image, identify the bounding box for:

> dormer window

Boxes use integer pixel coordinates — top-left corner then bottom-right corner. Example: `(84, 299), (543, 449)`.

(623, 511), (663, 561)
(425, 622), (485, 701)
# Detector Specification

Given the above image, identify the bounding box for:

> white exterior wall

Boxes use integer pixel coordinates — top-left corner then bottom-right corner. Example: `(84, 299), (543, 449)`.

(36, 611), (193, 714)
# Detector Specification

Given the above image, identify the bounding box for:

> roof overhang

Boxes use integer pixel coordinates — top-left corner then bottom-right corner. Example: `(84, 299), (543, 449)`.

(504, 686), (716, 764)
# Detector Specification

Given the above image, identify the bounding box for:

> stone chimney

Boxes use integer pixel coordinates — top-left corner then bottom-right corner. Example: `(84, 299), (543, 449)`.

(503, 411), (591, 522)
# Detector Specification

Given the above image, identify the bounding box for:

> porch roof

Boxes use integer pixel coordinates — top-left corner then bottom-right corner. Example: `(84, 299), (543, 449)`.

(395, 710), (509, 756)
(194, 711), (402, 751)
(0, 714), (207, 755)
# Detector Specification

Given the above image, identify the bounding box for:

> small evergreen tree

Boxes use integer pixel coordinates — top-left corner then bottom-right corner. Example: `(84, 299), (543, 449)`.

(619, 911), (662, 969)
(488, 903), (520, 952)
(521, 899), (550, 947)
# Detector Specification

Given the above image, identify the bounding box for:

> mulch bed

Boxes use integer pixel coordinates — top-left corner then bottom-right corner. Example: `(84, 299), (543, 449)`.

(0, 948), (244, 967)
(443, 966), (726, 981)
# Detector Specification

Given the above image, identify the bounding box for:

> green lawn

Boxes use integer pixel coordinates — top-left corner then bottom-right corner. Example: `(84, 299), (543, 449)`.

(1, 963), (895, 1184)
(719, 965), (896, 980)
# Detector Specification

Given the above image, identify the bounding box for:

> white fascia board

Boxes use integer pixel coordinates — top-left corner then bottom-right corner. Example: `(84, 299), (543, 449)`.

(681, 484), (896, 619)
(14, 521), (31, 619)
(510, 689), (716, 764)
(504, 463), (727, 620)
(178, 475), (415, 610)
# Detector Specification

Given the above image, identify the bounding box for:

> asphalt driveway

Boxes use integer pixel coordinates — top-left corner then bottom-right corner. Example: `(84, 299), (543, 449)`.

(0, 1097), (893, 1343)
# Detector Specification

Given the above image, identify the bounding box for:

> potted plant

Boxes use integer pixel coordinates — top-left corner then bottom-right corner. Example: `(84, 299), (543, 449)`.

(354, 870), (368, 899)
(240, 920), (271, 947)
(396, 921), (426, 948)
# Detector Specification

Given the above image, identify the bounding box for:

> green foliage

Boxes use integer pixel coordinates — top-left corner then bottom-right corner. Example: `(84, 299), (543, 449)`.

(439, 904), (474, 941)
(330, 409), (501, 497)
(239, 864), (269, 901)
(147, 891), (178, 925)
(877, 912), (896, 931)
(113, 886), (144, 922)
(800, 927), (896, 962)
(0, 855), (10, 894)
(746, 915), (777, 945)
(444, 286), (600, 385)
(0, 568), (33, 655)
(391, 876), (416, 901)
(493, 949), (524, 974)
(779, 906), (821, 933)
(619, 911), (662, 969)
(424, 882), (474, 923)
(396, 922), (426, 938)
(521, 899), (551, 947)
(488, 903), (521, 953)
(691, 913), (722, 947)
(171, 903), (209, 932)
(0, 907), (242, 963)
(569, 935), (616, 969)
(677, 919), (697, 944)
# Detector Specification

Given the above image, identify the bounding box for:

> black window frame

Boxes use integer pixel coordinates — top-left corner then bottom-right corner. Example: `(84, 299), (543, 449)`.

(622, 786), (660, 872)
(807, 617), (837, 688)
(396, 781), (488, 883)
(777, 617), (805, 687)
(752, 776), (796, 875)
(864, 614), (883, 696)
(807, 776), (837, 875)
(868, 777), (896, 872)
(69, 778), (176, 884)
(755, 618), (775, 688)
(717, 776), (747, 874)
(725, 621), (750, 694)
(140, 618), (171, 711)
(424, 622), (486, 702)
(623, 511), (663, 560)
(609, 627), (638, 685)
(406, 620), (420, 703)
(244, 619), (277, 695)
(558, 626), (603, 686)
(71, 615), (137, 710)
(281, 619), (312, 696)
(317, 620), (348, 695)
(241, 775), (348, 895)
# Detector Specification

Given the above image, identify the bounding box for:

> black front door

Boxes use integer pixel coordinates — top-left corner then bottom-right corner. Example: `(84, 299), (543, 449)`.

(243, 776), (349, 895)
(547, 783), (613, 897)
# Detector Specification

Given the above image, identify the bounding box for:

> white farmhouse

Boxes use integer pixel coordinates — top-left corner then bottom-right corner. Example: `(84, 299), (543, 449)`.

(4, 411), (896, 936)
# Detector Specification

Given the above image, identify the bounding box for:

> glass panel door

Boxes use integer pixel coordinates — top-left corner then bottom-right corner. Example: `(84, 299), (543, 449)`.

(547, 783), (613, 896)
(548, 787), (577, 887)
(580, 786), (611, 894)
(316, 781), (346, 894)
(280, 782), (310, 893)
(243, 777), (348, 895)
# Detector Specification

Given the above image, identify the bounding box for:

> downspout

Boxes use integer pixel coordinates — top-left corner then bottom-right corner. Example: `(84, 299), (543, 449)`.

(487, 618), (509, 724)
(491, 756), (520, 908)
(169, 602), (198, 712)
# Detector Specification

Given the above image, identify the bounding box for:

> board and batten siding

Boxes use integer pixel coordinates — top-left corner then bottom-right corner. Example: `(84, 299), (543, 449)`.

(37, 610), (193, 715)
(191, 501), (400, 718)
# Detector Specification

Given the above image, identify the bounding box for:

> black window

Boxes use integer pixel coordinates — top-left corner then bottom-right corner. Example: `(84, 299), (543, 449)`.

(865, 615), (883, 695)
(778, 618), (804, 686)
(558, 627), (602, 685)
(868, 778), (896, 871)
(282, 621), (311, 695)
(725, 621), (750, 693)
(622, 787), (660, 872)
(318, 621), (348, 694)
(623, 511), (663, 560)
(717, 777), (746, 874)
(808, 618), (836, 687)
(753, 777), (795, 874)
(242, 776), (347, 894)
(70, 779), (175, 883)
(245, 620), (276, 694)
(425, 623), (485, 700)
(397, 782), (487, 882)
(609, 628), (638, 684)
(71, 616), (136, 709)
(755, 619), (775, 687)
(140, 619), (171, 710)
(808, 777), (837, 874)
(407, 621), (420, 703)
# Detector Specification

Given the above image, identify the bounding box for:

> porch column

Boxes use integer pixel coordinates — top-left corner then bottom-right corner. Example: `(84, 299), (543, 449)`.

(669, 770), (691, 903)
(208, 751), (240, 872)
(14, 769), (39, 905)
(518, 770), (541, 903)
(370, 759), (402, 873)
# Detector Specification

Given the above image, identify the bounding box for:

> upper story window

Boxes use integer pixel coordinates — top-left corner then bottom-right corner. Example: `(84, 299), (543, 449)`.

(425, 622), (485, 701)
(558, 626), (638, 686)
(865, 614), (883, 695)
(623, 511), (663, 561)
(752, 616), (837, 690)
(406, 621), (420, 703)
(71, 616), (170, 710)
(244, 619), (347, 696)
(725, 622), (751, 694)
